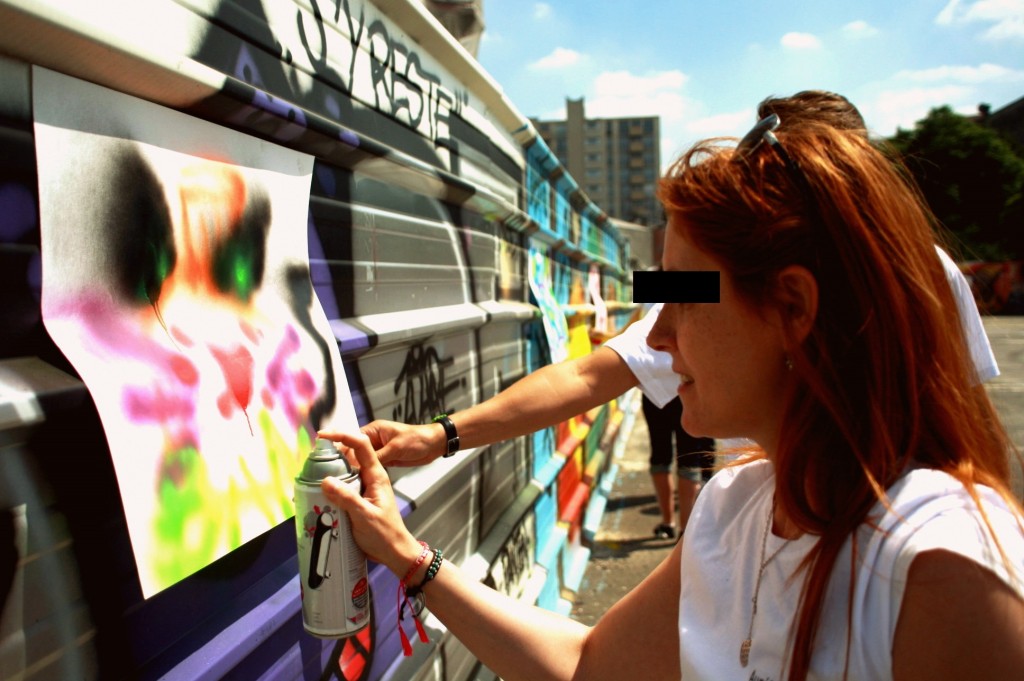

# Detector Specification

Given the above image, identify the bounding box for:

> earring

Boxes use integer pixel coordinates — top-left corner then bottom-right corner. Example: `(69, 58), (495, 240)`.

(785, 356), (794, 371)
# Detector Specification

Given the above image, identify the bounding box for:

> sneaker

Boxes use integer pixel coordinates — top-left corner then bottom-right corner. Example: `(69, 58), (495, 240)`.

(653, 523), (676, 539)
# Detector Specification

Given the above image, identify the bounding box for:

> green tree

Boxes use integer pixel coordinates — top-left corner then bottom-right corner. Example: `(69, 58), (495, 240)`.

(889, 106), (1024, 260)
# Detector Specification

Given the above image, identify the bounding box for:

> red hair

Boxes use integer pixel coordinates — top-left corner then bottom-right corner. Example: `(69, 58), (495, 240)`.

(658, 122), (1019, 679)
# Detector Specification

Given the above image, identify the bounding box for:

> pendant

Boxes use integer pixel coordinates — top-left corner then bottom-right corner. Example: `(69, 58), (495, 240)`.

(740, 638), (751, 667)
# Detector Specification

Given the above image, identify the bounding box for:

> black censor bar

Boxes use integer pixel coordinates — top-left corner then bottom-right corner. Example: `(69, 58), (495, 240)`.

(632, 270), (721, 303)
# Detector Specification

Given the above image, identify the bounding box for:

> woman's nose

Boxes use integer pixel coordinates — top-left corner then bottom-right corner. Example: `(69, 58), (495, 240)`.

(646, 306), (674, 352)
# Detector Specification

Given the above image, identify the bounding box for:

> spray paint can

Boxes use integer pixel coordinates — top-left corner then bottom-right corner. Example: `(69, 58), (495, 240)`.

(294, 438), (370, 638)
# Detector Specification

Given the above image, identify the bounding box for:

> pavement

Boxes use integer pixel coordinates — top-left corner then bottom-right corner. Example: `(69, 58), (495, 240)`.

(571, 315), (1024, 626)
(980, 316), (1024, 497)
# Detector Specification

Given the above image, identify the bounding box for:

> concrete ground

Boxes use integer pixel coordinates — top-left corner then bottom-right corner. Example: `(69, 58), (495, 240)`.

(981, 316), (1024, 498)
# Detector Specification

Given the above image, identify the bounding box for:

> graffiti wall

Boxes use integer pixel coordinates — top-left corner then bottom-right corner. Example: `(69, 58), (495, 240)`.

(961, 260), (1024, 315)
(0, 0), (635, 679)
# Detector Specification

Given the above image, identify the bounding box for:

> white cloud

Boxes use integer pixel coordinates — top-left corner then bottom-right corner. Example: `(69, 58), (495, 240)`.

(982, 15), (1024, 39)
(533, 3), (552, 21)
(528, 47), (582, 71)
(864, 85), (974, 134)
(660, 110), (756, 172)
(586, 71), (689, 125)
(587, 72), (689, 127)
(936, 0), (963, 25)
(894, 62), (1024, 83)
(842, 20), (879, 38)
(857, 58), (1024, 135)
(591, 70), (688, 100)
(935, 0), (1024, 41)
(684, 110), (757, 139)
(780, 32), (823, 50)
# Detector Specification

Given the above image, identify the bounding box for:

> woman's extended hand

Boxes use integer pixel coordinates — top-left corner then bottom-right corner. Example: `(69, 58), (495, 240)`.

(317, 431), (423, 576)
(357, 419), (445, 467)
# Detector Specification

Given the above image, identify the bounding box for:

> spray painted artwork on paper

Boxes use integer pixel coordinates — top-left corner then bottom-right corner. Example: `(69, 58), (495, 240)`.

(527, 248), (569, 364)
(33, 67), (358, 597)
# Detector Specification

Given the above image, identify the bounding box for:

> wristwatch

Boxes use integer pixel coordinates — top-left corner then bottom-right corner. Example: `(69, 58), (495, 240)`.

(432, 413), (460, 457)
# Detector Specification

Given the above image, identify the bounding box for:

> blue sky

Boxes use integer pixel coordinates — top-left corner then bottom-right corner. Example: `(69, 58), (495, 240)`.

(475, 0), (1024, 170)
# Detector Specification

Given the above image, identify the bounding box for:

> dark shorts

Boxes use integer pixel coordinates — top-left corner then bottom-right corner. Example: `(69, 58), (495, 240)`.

(641, 395), (715, 482)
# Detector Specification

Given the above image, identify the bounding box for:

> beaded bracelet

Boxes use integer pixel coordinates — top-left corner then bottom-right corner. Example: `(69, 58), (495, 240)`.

(406, 547), (443, 598)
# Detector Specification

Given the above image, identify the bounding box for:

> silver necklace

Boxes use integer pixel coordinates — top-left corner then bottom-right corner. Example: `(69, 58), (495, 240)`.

(740, 500), (790, 668)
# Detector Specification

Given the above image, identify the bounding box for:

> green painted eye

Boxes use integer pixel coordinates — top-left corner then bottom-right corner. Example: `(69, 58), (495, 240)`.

(212, 191), (270, 302)
(109, 147), (176, 308)
(213, 243), (257, 301)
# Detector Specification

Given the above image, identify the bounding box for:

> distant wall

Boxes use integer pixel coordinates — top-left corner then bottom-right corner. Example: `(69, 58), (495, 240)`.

(961, 260), (1024, 314)
(0, 1), (636, 679)
(612, 218), (656, 271)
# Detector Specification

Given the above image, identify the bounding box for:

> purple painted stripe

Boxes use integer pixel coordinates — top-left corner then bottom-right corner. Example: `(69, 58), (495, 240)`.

(251, 642), (304, 681)
(330, 319), (373, 355)
(160, 577), (300, 681)
(163, 560), (404, 680)
(0, 183), (37, 242)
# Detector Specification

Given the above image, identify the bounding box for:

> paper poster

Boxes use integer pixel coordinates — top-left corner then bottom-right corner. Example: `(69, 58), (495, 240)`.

(33, 68), (357, 597)
(587, 264), (608, 334)
(527, 248), (569, 364)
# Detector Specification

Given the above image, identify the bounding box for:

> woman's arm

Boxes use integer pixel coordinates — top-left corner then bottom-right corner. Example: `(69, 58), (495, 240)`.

(414, 540), (682, 681)
(349, 346), (639, 466)
(321, 431), (681, 681)
(892, 549), (1024, 680)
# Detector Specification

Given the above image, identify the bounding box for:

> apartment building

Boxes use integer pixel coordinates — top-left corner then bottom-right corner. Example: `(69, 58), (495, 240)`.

(533, 97), (662, 226)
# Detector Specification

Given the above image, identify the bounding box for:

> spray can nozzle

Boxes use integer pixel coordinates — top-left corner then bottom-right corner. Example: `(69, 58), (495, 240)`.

(299, 437), (354, 480)
(311, 437), (340, 460)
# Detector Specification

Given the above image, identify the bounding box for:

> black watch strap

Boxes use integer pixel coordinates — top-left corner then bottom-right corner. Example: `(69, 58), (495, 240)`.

(432, 414), (460, 457)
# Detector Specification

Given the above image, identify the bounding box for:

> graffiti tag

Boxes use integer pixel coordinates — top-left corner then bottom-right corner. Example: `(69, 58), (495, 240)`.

(391, 343), (462, 423)
(484, 515), (535, 598)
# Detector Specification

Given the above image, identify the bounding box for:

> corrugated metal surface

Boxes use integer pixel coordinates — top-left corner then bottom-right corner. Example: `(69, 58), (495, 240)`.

(0, 1), (638, 679)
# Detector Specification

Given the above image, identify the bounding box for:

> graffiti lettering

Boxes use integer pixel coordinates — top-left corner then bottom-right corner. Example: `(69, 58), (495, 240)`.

(296, 0), (332, 75)
(484, 516), (535, 598)
(366, 19), (462, 143)
(292, 0), (466, 151)
(391, 343), (462, 423)
(296, 0), (364, 93)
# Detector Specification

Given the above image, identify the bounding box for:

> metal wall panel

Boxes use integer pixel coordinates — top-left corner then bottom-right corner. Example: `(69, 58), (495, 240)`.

(0, 1), (637, 679)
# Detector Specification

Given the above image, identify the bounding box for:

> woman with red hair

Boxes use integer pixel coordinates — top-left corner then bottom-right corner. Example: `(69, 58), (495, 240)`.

(320, 114), (1024, 680)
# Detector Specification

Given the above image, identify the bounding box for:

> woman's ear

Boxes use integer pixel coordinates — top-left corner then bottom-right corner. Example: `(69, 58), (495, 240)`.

(776, 265), (818, 343)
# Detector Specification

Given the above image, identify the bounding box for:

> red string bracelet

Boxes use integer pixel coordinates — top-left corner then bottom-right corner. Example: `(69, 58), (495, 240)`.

(396, 542), (431, 656)
(402, 542), (430, 584)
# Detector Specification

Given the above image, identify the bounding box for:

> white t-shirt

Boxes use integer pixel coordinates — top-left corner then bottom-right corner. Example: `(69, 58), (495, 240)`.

(936, 246), (999, 383)
(679, 459), (1024, 680)
(604, 302), (677, 407)
(609, 247), (999, 408)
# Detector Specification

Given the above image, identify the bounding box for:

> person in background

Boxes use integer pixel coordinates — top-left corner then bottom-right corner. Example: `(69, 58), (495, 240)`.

(321, 113), (1024, 680)
(642, 391), (712, 540)
(632, 265), (715, 541)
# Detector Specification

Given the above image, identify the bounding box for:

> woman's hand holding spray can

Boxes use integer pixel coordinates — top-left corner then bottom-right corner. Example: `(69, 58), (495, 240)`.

(294, 438), (370, 638)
